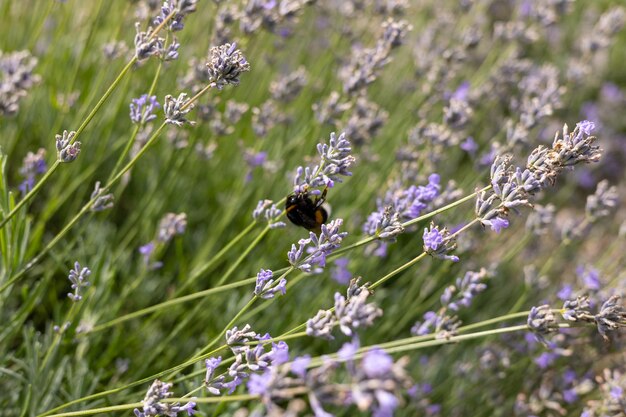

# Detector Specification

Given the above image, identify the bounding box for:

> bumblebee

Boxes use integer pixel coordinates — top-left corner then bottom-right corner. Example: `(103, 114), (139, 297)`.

(285, 187), (328, 233)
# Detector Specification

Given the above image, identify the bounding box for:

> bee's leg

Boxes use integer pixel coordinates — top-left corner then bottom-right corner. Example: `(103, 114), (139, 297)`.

(315, 186), (328, 208)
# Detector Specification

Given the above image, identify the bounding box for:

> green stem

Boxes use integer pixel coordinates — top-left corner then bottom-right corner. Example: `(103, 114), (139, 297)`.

(370, 252), (428, 290)
(178, 221), (258, 294)
(107, 49), (164, 184)
(86, 277), (256, 334)
(215, 226), (270, 287)
(39, 302), (80, 371)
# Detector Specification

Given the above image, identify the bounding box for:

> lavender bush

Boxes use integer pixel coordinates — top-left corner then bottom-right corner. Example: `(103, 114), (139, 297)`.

(1, 1), (625, 416)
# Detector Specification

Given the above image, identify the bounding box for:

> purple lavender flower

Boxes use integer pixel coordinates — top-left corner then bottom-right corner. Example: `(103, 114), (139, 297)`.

(331, 257), (351, 285)
(489, 216), (509, 233)
(293, 132), (356, 194)
(527, 305), (557, 345)
(206, 43), (251, 90)
(90, 181), (114, 212)
(307, 278), (382, 339)
(134, 24), (164, 61)
(254, 268), (287, 299)
(290, 355), (311, 378)
(67, 262), (91, 302)
(18, 148), (47, 194)
(134, 380), (196, 417)
(153, 0), (197, 32)
(441, 268), (491, 311)
(595, 295), (626, 341)
(1, 49), (41, 116)
(423, 222), (459, 262)
(576, 266), (601, 292)
(460, 136), (478, 154)
(130, 94), (160, 124)
(163, 93), (195, 126)
(350, 348), (411, 416)
(252, 199), (286, 229)
(288, 219), (347, 273)
(156, 212), (187, 243)
(55, 130), (81, 163)
(364, 174), (441, 241)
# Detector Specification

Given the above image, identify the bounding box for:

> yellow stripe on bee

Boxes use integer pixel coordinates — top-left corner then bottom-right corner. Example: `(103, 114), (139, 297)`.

(315, 209), (324, 224)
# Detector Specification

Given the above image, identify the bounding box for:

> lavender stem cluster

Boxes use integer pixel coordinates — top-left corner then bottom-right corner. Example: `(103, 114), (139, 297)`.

(17, 148), (47, 194)
(206, 43), (251, 90)
(529, 294), (626, 344)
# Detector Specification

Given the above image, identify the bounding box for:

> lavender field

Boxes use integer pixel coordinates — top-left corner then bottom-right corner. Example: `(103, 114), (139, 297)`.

(1, 1), (626, 416)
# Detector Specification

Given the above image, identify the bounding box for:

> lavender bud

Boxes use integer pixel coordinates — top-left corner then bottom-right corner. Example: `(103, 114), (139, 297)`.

(130, 94), (160, 124)
(90, 181), (114, 212)
(55, 130), (81, 163)
(306, 309), (335, 340)
(156, 212), (187, 243)
(252, 199), (286, 229)
(594, 295), (626, 341)
(527, 304), (557, 345)
(334, 286), (382, 337)
(423, 222), (459, 262)
(293, 132), (356, 193)
(288, 219), (347, 272)
(254, 268), (287, 299)
(226, 324), (257, 349)
(134, 23), (164, 61)
(163, 93), (195, 126)
(561, 296), (594, 322)
(585, 180), (618, 221)
(133, 379), (196, 417)
(67, 261), (91, 302)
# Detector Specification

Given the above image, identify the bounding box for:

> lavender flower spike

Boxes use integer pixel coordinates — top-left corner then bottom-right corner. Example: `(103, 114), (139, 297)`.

(55, 130), (81, 163)
(133, 379), (196, 417)
(254, 268), (287, 299)
(293, 132), (356, 193)
(423, 222), (459, 262)
(527, 304), (557, 345)
(90, 181), (114, 212)
(288, 219), (348, 272)
(594, 295), (626, 341)
(206, 43), (251, 90)
(164, 93), (195, 126)
(130, 94), (160, 124)
(67, 261), (91, 302)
